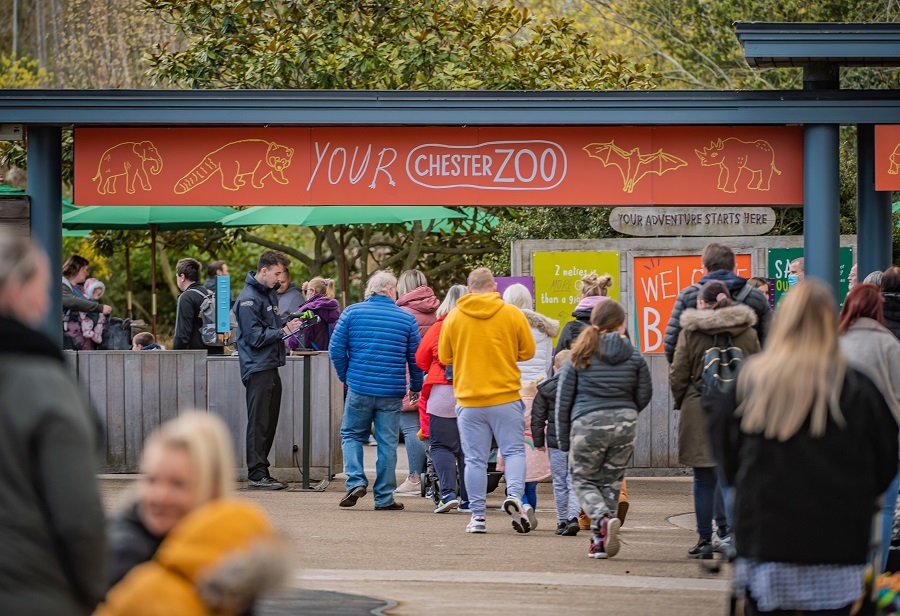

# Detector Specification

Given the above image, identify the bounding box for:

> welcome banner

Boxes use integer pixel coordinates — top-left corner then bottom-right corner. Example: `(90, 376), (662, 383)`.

(74, 126), (803, 207)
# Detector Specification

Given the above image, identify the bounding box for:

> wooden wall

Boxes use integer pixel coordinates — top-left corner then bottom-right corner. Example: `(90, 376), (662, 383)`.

(0, 196), (30, 237)
(74, 351), (207, 472)
(65, 351), (343, 478)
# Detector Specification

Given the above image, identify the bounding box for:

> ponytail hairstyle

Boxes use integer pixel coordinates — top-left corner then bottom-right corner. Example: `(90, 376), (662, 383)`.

(569, 300), (626, 370)
(580, 273), (613, 297)
(699, 281), (733, 310)
(305, 276), (335, 299)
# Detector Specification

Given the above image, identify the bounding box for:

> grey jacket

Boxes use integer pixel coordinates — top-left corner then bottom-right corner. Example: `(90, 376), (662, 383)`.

(840, 318), (900, 449)
(0, 316), (106, 615)
(62, 277), (102, 314)
(555, 333), (652, 451)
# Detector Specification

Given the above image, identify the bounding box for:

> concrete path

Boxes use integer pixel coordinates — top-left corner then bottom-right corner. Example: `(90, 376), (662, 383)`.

(99, 466), (730, 615)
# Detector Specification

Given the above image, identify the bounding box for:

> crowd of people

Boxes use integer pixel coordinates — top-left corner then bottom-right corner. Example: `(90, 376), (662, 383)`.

(8, 230), (900, 615)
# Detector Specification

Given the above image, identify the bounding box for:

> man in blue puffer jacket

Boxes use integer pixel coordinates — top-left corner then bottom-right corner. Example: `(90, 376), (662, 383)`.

(330, 270), (424, 511)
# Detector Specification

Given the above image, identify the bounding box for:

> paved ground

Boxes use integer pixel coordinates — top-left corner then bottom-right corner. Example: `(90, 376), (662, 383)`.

(99, 445), (731, 615)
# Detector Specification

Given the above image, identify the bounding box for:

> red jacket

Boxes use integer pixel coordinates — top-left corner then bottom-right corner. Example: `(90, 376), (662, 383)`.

(415, 315), (452, 437)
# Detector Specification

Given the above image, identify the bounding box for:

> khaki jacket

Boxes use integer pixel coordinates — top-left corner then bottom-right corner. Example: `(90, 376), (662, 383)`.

(670, 305), (760, 467)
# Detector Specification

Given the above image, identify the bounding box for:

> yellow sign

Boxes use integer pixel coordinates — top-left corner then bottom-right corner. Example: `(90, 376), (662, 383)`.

(532, 251), (621, 343)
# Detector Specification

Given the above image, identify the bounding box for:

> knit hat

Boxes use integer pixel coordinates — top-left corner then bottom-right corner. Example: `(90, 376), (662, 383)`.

(84, 277), (106, 300)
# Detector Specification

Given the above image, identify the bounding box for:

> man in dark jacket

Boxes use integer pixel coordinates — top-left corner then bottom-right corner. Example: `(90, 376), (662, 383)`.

(203, 259), (228, 293)
(233, 250), (301, 490)
(173, 257), (223, 354)
(664, 243), (772, 363)
(330, 270), (423, 511)
(0, 237), (106, 615)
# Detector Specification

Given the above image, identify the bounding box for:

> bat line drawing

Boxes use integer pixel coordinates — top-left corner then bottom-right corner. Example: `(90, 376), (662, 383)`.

(583, 141), (688, 193)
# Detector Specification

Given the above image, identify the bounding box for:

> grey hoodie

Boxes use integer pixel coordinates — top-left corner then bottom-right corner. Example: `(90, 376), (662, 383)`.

(554, 332), (652, 451)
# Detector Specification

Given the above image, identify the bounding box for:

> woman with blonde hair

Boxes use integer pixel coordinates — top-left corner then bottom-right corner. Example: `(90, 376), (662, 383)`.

(712, 281), (899, 615)
(554, 273), (614, 354)
(97, 500), (288, 616)
(106, 412), (236, 589)
(288, 276), (340, 352)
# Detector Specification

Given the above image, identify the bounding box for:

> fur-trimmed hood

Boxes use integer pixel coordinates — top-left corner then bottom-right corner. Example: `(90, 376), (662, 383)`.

(679, 304), (757, 336)
(522, 308), (560, 338)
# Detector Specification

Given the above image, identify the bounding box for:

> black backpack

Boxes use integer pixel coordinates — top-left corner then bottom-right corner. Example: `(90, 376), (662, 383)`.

(697, 332), (745, 413)
(691, 282), (753, 412)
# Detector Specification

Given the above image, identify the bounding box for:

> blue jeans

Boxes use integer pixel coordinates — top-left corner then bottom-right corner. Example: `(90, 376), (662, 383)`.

(693, 466), (727, 541)
(881, 462), (900, 572)
(523, 482), (538, 509)
(399, 410), (426, 479)
(341, 390), (403, 507)
(549, 447), (580, 522)
(457, 400), (526, 517)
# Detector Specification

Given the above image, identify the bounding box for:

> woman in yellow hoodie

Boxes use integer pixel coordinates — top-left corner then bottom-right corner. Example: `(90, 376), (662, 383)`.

(95, 499), (288, 616)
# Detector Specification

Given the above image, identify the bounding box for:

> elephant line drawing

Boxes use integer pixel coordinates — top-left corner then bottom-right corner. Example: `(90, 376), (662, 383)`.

(92, 141), (163, 195)
(694, 138), (781, 193)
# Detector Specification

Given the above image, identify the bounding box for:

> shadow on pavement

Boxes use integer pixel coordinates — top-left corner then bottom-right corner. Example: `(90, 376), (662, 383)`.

(257, 588), (395, 616)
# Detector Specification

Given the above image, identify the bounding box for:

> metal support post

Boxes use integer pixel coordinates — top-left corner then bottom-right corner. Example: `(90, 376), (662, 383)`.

(857, 124), (893, 278)
(803, 124), (841, 301)
(26, 125), (63, 346)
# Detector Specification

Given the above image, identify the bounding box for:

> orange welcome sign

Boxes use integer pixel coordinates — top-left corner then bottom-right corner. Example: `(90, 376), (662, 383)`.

(632, 254), (752, 353)
(74, 126), (803, 206)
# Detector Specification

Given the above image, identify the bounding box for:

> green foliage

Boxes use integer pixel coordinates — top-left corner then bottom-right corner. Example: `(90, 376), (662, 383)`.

(586, 0), (900, 90)
(0, 54), (51, 88)
(142, 0), (656, 90)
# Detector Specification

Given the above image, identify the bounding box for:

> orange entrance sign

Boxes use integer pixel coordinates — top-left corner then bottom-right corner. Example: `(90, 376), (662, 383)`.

(74, 126), (803, 206)
(875, 125), (900, 190)
(632, 254), (753, 353)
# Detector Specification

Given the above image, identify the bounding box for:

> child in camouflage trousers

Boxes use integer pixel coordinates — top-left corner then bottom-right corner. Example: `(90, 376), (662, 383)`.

(555, 300), (652, 559)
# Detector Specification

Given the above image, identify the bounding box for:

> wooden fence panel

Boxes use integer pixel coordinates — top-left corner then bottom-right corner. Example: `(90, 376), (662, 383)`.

(123, 353), (144, 468)
(141, 353), (161, 446)
(649, 356), (672, 468)
(71, 351), (207, 471)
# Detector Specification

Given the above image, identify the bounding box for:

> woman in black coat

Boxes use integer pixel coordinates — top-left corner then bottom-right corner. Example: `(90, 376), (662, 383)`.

(711, 281), (898, 615)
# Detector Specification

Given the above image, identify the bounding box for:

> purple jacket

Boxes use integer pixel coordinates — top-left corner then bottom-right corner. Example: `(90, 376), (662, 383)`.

(286, 294), (341, 351)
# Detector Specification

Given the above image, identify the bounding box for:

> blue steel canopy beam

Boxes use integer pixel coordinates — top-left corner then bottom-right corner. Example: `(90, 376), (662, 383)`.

(2, 89), (900, 126)
(737, 22), (900, 68)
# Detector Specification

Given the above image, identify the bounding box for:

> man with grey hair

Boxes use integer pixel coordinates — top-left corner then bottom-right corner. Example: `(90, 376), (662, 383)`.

(330, 270), (424, 510)
(439, 267), (536, 534)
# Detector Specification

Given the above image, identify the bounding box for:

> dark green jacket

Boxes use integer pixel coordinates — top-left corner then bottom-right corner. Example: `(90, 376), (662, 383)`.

(0, 316), (106, 615)
(555, 333), (652, 452)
